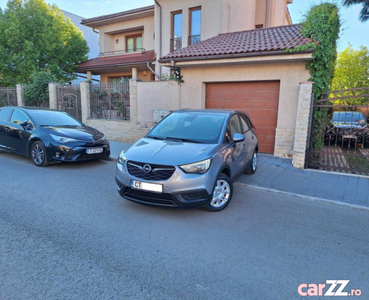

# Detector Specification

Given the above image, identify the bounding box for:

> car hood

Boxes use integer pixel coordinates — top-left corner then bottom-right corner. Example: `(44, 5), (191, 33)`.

(124, 138), (221, 166)
(41, 125), (104, 141)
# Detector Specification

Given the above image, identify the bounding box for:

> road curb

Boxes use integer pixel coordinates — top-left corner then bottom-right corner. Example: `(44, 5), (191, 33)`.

(234, 182), (369, 212)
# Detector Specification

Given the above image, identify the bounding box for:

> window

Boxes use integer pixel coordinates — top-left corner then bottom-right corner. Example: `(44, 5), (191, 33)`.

(126, 34), (142, 53)
(171, 11), (182, 51)
(239, 114), (250, 132)
(255, 24), (264, 29)
(189, 7), (201, 45)
(228, 114), (242, 138)
(0, 108), (13, 121)
(10, 109), (28, 125)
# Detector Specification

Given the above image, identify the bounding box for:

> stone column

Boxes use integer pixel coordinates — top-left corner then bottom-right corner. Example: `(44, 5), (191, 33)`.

(80, 82), (91, 123)
(48, 83), (58, 109)
(16, 84), (26, 106)
(292, 81), (314, 169)
(129, 79), (138, 122)
(87, 71), (92, 82)
(132, 67), (138, 80)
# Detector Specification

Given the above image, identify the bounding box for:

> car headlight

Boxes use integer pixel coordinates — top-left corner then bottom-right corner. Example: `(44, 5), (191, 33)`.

(118, 151), (127, 165)
(50, 134), (77, 143)
(179, 158), (211, 174)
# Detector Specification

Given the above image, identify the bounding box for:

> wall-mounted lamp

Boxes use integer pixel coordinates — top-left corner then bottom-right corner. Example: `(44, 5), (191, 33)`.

(115, 39), (119, 44)
(143, 71), (147, 76)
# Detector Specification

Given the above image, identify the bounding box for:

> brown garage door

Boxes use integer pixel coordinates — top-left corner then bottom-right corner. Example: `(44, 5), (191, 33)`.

(206, 81), (280, 153)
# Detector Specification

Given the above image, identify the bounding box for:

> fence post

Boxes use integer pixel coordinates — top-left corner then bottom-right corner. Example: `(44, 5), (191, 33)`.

(80, 82), (91, 123)
(129, 79), (138, 122)
(48, 83), (58, 109)
(292, 81), (314, 169)
(16, 84), (26, 106)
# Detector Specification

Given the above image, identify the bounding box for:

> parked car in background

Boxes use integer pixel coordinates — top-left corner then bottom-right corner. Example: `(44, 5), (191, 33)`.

(0, 107), (110, 166)
(115, 109), (258, 212)
(332, 111), (368, 129)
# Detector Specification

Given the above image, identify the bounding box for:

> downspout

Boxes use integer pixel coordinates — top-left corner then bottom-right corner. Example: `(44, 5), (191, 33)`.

(154, 0), (162, 79)
(147, 62), (160, 80)
(265, 0), (269, 28)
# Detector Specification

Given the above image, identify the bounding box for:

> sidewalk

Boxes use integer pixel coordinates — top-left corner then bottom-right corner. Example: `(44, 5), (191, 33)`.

(110, 141), (369, 210)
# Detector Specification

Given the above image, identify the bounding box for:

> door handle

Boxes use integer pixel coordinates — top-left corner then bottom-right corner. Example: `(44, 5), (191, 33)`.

(242, 143), (246, 148)
(4, 127), (11, 133)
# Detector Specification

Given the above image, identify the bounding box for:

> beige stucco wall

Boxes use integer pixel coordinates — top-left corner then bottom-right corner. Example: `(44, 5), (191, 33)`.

(177, 61), (310, 157)
(98, 15), (155, 54)
(137, 81), (181, 122)
(221, 0), (256, 33)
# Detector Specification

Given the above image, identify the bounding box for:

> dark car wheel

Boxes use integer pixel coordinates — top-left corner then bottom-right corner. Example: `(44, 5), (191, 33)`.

(245, 150), (257, 175)
(204, 174), (233, 212)
(31, 141), (49, 167)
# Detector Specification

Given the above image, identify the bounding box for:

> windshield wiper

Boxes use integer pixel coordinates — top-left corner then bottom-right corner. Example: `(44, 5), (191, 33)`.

(165, 137), (202, 143)
(146, 135), (164, 140)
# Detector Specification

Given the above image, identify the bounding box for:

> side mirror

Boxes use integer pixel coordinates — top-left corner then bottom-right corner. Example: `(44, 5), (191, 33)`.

(233, 133), (245, 143)
(20, 121), (33, 130)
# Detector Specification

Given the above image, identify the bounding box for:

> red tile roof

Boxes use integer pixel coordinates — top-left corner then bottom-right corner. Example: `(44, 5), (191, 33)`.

(160, 24), (313, 62)
(77, 51), (156, 71)
(81, 5), (155, 25)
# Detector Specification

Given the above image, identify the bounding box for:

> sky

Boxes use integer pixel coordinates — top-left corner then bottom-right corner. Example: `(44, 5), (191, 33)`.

(0, 0), (367, 52)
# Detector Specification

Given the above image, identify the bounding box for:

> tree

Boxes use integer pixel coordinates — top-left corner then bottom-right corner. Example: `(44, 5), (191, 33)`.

(24, 71), (57, 107)
(332, 45), (369, 90)
(0, 0), (89, 86)
(343, 0), (369, 22)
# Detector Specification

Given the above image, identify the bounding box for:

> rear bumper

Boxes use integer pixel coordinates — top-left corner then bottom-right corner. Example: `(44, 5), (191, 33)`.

(115, 177), (211, 208)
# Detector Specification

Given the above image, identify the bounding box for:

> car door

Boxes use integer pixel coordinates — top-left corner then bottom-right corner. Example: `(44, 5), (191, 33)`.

(239, 113), (257, 162)
(6, 109), (33, 155)
(226, 114), (247, 176)
(0, 107), (14, 151)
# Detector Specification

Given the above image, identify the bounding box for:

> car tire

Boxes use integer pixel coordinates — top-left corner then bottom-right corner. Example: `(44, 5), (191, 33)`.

(31, 141), (49, 167)
(245, 150), (257, 175)
(204, 173), (233, 212)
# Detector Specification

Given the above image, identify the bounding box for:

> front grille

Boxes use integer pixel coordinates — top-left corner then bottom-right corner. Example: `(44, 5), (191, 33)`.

(127, 161), (175, 181)
(124, 188), (177, 206)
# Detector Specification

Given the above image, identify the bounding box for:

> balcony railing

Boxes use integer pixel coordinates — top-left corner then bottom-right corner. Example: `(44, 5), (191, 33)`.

(188, 35), (201, 46)
(170, 38), (182, 52)
(99, 48), (146, 57)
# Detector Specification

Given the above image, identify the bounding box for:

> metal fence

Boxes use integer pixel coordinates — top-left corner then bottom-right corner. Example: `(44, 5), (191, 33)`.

(90, 83), (130, 120)
(0, 87), (17, 107)
(56, 85), (82, 121)
(307, 87), (369, 175)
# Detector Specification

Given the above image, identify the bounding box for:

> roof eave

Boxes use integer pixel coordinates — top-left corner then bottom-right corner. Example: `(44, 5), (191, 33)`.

(159, 49), (315, 64)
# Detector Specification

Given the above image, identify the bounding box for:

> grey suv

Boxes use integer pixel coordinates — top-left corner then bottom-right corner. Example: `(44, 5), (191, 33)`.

(115, 109), (258, 211)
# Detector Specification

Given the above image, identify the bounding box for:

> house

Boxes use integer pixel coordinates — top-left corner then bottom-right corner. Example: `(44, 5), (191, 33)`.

(77, 0), (314, 158)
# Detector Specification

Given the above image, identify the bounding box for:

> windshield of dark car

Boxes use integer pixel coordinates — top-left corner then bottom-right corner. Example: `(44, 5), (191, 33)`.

(333, 112), (365, 123)
(27, 110), (82, 127)
(147, 112), (227, 144)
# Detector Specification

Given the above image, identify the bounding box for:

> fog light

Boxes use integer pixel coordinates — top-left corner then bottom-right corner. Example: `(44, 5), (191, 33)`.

(55, 152), (61, 158)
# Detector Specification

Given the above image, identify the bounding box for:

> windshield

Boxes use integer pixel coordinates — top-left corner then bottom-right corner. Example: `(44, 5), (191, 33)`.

(147, 112), (227, 144)
(332, 112), (365, 123)
(27, 110), (82, 127)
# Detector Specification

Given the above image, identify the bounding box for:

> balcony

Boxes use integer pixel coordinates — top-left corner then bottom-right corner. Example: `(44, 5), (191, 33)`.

(99, 49), (146, 57)
(170, 37), (182, 52)
(188, 35), (201, 46)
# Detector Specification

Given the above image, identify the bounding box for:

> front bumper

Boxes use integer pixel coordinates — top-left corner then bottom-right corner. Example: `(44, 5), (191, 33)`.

(115, 162), (215, 208)
(45, 141), (110, 162)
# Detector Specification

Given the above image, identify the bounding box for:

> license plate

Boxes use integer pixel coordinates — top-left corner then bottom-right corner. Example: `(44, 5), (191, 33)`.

(131, 180), (163, 193)
(86, 148), (103, 154)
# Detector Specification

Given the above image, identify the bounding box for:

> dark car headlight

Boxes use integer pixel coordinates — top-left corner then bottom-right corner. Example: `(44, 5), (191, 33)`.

(50, 134), (78, 143)
(179, 158), (211, 174)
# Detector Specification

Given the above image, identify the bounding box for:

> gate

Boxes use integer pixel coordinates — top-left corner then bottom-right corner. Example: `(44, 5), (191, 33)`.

(90, 83), (130, 120)
(56, 85), (82, 121)
(307, 87), (369, 175)
(0, 87), (17, 107)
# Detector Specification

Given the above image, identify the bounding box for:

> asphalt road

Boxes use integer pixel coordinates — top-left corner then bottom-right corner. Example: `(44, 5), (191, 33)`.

(1, 152), (369, 300)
